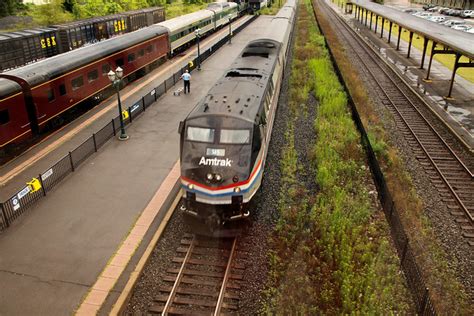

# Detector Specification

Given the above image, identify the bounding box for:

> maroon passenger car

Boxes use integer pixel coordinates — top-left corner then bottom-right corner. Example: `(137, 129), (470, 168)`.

(0, 25), (169, 151)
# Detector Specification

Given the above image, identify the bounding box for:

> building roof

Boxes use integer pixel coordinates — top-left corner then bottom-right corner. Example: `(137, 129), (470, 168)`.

(352, 0), (474, 59)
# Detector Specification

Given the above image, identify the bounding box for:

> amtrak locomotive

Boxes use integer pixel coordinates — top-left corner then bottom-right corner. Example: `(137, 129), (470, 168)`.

(179, 0), (296, 227)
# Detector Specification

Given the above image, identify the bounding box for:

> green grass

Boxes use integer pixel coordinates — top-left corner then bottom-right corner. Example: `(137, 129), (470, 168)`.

(262, 1), (411, 313)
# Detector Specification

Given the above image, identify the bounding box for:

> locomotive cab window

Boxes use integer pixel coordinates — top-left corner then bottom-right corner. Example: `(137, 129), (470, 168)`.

(186, 126), (215, 143)
(71, 76), (84, 90)
(0, 109), (9, 125)
(88, 69), (98, 82)
(220, 129), (250, 144)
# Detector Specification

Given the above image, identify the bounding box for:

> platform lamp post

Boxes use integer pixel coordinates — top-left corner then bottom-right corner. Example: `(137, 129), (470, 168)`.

(195, 28), (201, 71)
(108, 67), (129, 141)
(228, 16), (232, 44)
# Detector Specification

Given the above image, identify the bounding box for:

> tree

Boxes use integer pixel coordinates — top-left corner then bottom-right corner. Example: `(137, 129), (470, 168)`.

(73, 0), (152, 19)
(62, 0), (77, 13)
(28, 0), (74, 25)
(0, 0), (22, 18)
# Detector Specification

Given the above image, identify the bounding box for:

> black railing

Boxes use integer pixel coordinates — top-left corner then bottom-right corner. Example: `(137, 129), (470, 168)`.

(310, 1), (437, 314)
(0, 15), (257, 233)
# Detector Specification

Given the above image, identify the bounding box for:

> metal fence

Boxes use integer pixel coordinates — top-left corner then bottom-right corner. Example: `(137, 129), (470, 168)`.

(0, 15), (257, 233)
(309, 1), (437, 314)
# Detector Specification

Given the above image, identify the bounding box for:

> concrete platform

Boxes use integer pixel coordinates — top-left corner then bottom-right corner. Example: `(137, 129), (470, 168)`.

(0, 15), (274, 315)
(329, 0), (474, 149)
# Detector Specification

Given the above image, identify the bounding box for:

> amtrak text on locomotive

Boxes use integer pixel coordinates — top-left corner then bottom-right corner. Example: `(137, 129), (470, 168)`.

(199, 157), (233, 167)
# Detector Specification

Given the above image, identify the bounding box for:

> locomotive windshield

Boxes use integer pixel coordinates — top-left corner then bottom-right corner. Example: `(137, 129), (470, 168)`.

(220, 129), (250, 144)
(186, 126), (215, 143)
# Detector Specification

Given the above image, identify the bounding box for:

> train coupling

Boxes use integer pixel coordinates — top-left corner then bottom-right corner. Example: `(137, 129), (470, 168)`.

(180, 204), (250, 222)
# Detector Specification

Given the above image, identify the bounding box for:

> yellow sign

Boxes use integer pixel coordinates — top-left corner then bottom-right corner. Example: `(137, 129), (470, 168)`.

(40, 36), (57, 49)
(188, 61), (194, 68)
(27, 178), (42, 193)
(122, 110), (129, 120)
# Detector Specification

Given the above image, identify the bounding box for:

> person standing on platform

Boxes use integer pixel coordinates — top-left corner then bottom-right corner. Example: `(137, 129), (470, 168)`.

(181, 70), (191, 94)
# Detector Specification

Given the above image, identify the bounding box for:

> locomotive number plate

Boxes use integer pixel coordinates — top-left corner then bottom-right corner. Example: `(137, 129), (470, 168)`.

(206, 148), (225, 156)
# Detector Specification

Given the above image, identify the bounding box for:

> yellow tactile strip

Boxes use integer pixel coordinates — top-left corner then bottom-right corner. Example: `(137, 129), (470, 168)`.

(75, 160), (180, 315)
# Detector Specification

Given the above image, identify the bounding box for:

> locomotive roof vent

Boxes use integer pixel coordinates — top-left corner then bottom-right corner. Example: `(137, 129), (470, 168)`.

(248, 41), (275, 48)
(226, 70), (262, 78)
(242, 52), (268, 58)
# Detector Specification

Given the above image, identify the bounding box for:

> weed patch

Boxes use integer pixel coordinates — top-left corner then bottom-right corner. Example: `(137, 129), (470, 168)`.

(313, 0), (471, 313)
(262, 1), (411, 313)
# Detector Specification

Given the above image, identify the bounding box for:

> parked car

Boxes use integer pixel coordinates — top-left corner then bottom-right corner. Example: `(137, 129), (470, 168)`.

(441, 20), (466, 27)
(466, 28), (474, 33)
(451, 24), (472, 31)
(427, 16), (446, 23)
(427, 6), (440, 12)
(403, 8), (418, 14)
(461, 10), (474, 18)
(446, 9), (462, 16)
(413, 12), (433, 18)
(439, 7), (450, 14)
(423, 4), (435, 11)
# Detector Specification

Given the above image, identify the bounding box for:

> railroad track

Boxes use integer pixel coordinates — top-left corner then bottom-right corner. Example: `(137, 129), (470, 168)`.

(313, 0), (474, 245)
(148, 233), (244, 315)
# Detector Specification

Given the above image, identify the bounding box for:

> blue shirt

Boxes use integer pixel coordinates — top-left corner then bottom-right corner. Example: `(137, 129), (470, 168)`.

(182, 73), (191, 81)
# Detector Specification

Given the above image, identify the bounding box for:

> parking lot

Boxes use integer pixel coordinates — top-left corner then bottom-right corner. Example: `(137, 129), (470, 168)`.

(385, 0), (474, 34)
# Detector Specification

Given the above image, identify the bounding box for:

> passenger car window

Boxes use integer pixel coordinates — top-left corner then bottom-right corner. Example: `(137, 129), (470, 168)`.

(71, 76), (84, 90)
(115, 58), (124, 67)
(128, 53), (135, 62)
(186, 126), (215, 143)
(0, 109), (9, 125)
(47, 89), (55, 102)
(59, 84), (67, 96)
(102, 63), (110, 75)
(87, 69), (98, 82)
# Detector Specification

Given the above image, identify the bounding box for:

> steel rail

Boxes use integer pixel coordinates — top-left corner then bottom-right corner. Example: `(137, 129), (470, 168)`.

(214, 237), (238, 316)
(315, 0), (473, 225)
(162, 235), (195, 315)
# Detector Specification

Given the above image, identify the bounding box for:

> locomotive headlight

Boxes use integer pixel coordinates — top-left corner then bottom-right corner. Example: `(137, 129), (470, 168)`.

(215, 174), (222, 181)
(233, 175), (239, 183)
(187, 184), (194, 190)
(206, 173), (214, 181)
(234, 187), (241, 193)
